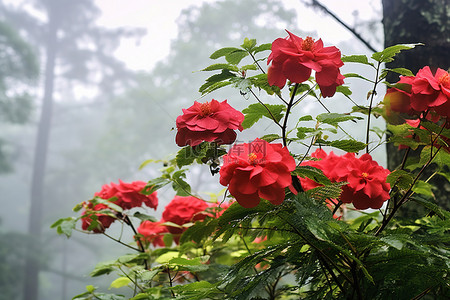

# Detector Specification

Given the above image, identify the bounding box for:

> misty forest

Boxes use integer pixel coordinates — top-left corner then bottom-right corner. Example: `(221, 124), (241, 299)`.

(1, 0), (449, 299)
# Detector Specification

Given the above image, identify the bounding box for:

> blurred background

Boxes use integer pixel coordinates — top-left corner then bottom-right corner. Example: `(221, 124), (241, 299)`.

(0, 0), (384, 299)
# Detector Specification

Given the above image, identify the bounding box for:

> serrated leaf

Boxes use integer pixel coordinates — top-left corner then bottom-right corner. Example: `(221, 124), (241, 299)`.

(205, 70), (236, 83)
(371, 43), (422, 63)
(341, 54), (371, 65)
(109, 277), (131, 289)
(90, 261), (116, 277)
(260, 134), (282, 142)
(172, 170), (191, 196)
(387, 67), (414, 76)
(298, 115), (313, 122)
(329, 139), (366, 153)
(199, 81), (232, 95)
(210, 47), (241, 59)
(225, 49), (248, 65)
(293, 166), (331, 185)
(316, 113), (362, 126)
(241, 103), (285, 129)
(202, 63), (239, 72)
(176, 146), (197, 168)
(335, 85), (352, 96)
(241, 38), (256, 51)
(386, 169), (414, 190)
(296, 126), (318, 139)
(412, 180), (434, 197)
(343, 73), (375, 83)
(143, 177), (170, 194)
(252, 43), (272, 54)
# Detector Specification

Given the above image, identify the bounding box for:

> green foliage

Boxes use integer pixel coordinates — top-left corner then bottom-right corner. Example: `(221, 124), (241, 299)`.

(371, 43), (422, 63)
(241, 103), (285, 129)
(52, 35), (450, 300)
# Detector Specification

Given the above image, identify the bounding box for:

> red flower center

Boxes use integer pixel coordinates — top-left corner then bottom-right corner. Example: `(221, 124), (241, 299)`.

(199, 102), (212, 117)
(248, 152), (258, 165)
(438, 72), (450, 87)
(361, 172), (369, 179)
(301, 36), (315, 51)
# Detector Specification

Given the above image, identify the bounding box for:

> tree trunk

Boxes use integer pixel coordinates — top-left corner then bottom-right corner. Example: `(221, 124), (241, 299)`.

(23, 4), (59, 300)
(382, 0), (450, 217)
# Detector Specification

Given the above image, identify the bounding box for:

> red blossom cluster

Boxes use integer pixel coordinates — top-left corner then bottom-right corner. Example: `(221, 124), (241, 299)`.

(219, 138), (296, 208)
(175, 99), (245, 147)
(81, 180), (158, 233)
(385, 66), (450, 118)
(299, 149), (391, 210)
(137, 196), (232, 246)
(267, 30), (345, 97)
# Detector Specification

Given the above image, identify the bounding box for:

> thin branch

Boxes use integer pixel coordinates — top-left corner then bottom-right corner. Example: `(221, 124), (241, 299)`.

(305, 0), (379, 53)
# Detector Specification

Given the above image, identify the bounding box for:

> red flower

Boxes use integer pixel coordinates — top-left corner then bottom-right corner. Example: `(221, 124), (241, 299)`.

(137, 220), (168, 247)
(81, 203), (116, 233)
(95, 180), (158, 211)
(176, 99), (245, 147)
(299, 149), (390, 210)
(219, 138), (296, 208)
(267, 30), (344, 97)
(161, 196), (209, 235)
(386, 67), (450, 118)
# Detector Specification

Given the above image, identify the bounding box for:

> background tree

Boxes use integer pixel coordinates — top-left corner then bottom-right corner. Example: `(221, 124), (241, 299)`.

(1, 0), (142, 299)
(382, 0), (450, 215)
(0, 19), (38, 172)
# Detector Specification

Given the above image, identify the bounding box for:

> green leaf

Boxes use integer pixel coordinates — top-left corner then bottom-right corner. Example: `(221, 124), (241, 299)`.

(371, 43), (422, 63)
(241, 103), (285, 129)
(412, 180), (433, 197)
(410, 197), (449, 219)
(343, 73), (375, 83)
(252, 43), (272, 54)
(109, 277), (131, 289)
(225, 49), (248, 65)
(202, 63), (239, 72)
(293, 166), (331, 185)
(51, 217), (76, 238)
(199, 80), (232, 95)
(241, 38), (256, 51)
(176, 146), (197, 168)
(386, 169), (414, 190)
(210, 47), (241, 59)
(387, 67), (415, 76)
(341, 54), (372, 65)
(335, 85), (352, 96)
(172, 170), (192, 196)
(133, 212), (157, 222)
(247, 73), (280, 95)
(143, 177), (170, 194)
(329, 139), (366, 153)
(90, 261), (116, 277)
(316, 113), (363, 126)
(260, 133), (282, 142)
(204, 69), (236, 83)
(298, 115), (313, 122)
(239, 64), (258, 71)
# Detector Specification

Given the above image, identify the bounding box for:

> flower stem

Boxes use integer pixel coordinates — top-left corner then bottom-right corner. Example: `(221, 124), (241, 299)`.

(282, 83), (299, 147)
(366, 61), (381, 153)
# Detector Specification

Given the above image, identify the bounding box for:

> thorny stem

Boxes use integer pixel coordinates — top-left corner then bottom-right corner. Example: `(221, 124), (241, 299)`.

(366, 61), (381, 153)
